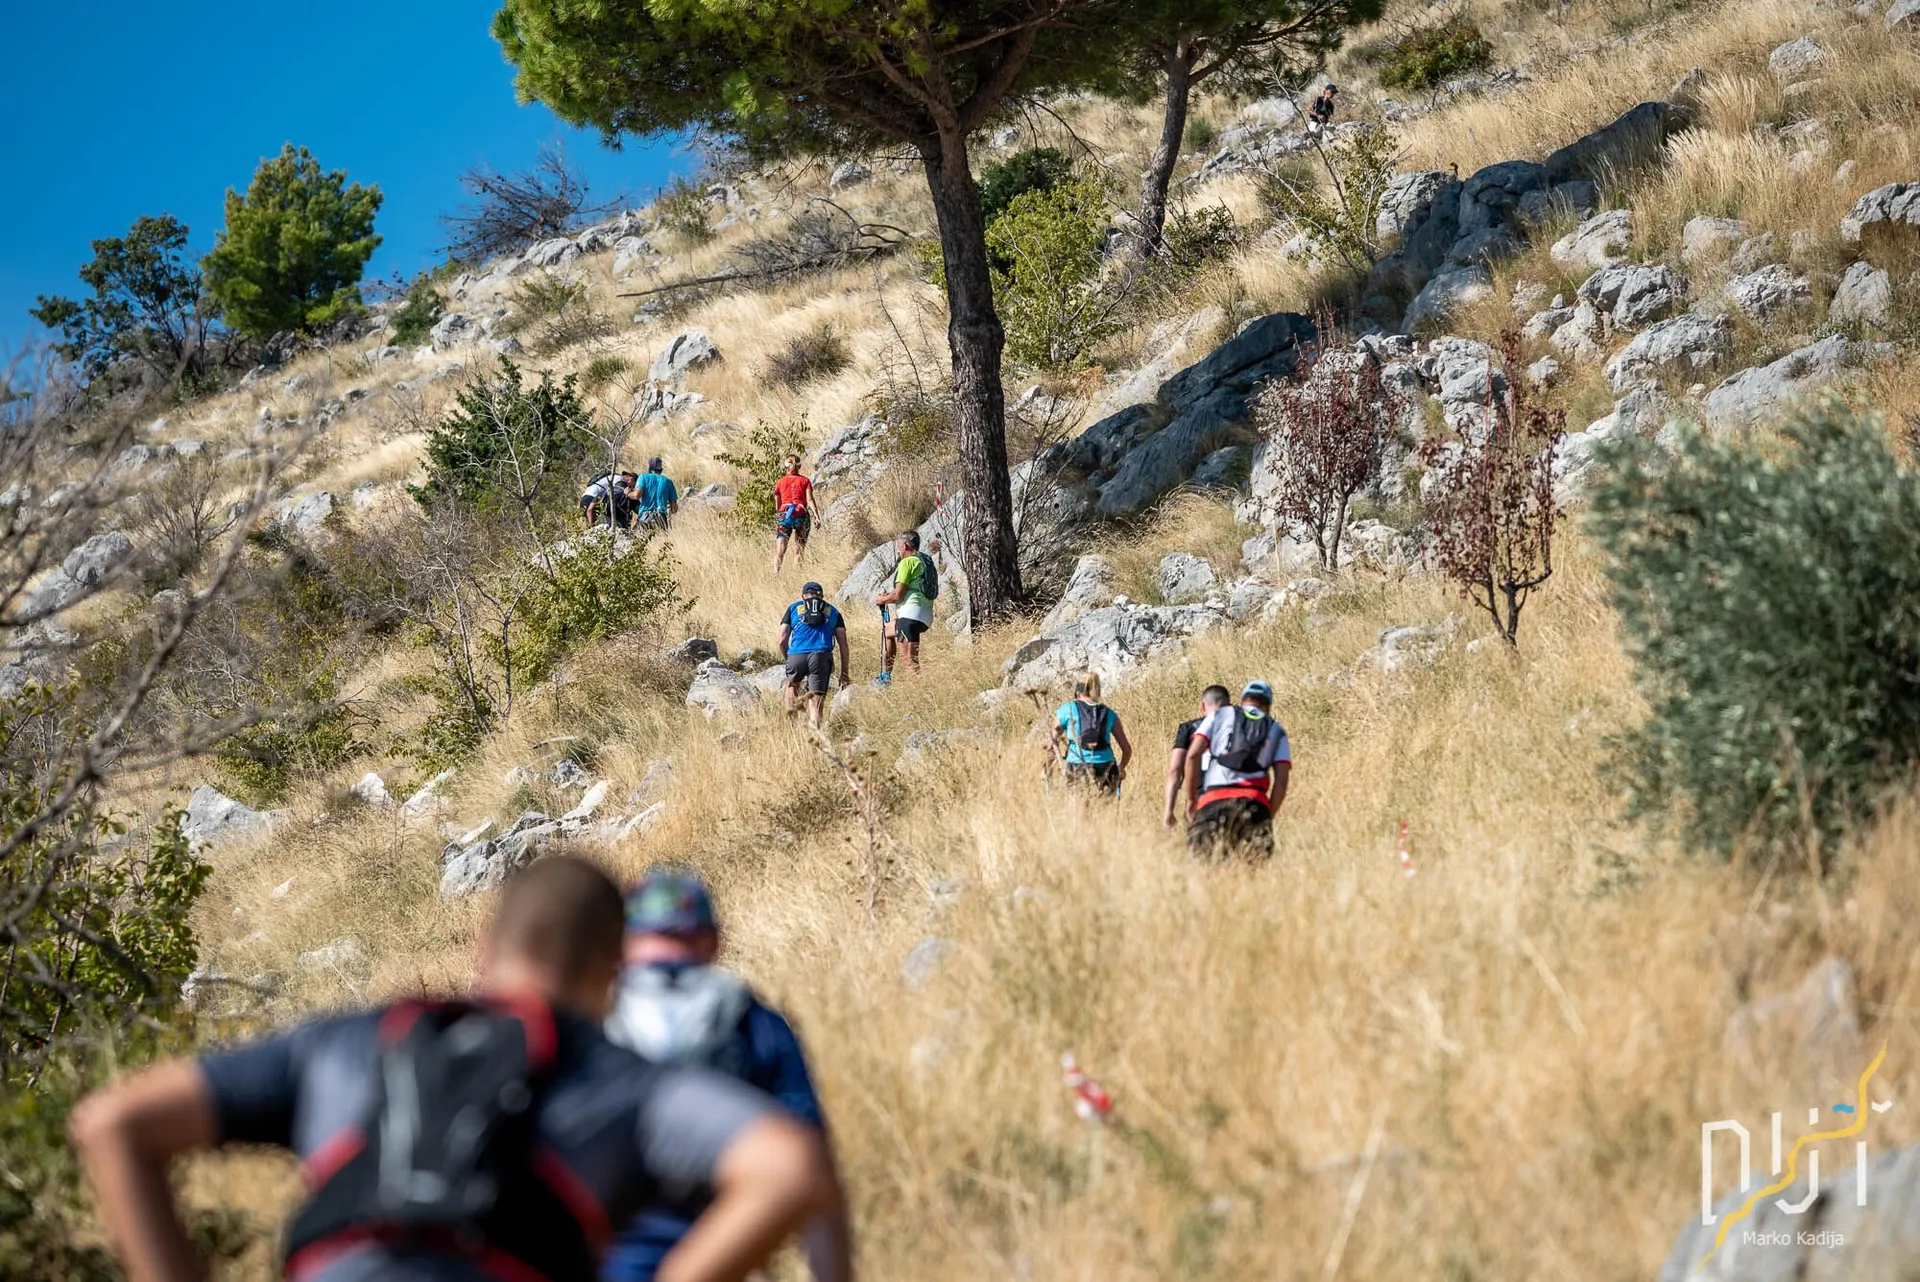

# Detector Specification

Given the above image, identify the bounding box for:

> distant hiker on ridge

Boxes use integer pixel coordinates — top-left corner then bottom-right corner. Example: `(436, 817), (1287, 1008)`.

(777, 580), (851, 731)
(772, 454), (819, 576)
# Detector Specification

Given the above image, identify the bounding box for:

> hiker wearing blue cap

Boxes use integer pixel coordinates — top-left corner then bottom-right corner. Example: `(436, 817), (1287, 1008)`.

(778, 580), (851, 730)
(1182, 679), (1292, 859)
(604, 869), (853, 1282)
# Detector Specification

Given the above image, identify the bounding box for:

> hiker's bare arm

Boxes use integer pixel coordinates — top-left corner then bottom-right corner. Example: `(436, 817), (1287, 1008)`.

(1270, 761), (1290, 809)
(801, 1144), (854, 1282)
(1184, 734), (1209, 812)
(872, 583), (903, 606)
(658, 1115), (837, 1282)
(778, 624), (793, 658)
(71, 1059), (220, 1282)
(835, 627), (851, 684)
(1113, 719), (1132, 776)
(1163, 749), (1186, 826)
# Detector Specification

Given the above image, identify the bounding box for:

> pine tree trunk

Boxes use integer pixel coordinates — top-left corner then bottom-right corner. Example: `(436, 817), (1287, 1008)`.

(1136, 44), (1192, 258)
(921, 133), (1023, 625)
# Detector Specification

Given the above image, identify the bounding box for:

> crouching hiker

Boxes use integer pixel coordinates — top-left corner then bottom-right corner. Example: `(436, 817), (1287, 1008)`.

(70, 856), (839, 1282)
(1164, 684), (1230, 829)
(1049, 671), (1132, 796)
(778, 581), (851, 731)
(605, 869), (853, 1282)
(1183, 680), (1291, 859)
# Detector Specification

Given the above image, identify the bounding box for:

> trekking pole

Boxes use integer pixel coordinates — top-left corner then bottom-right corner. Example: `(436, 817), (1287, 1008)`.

(876, 604), (890, 686)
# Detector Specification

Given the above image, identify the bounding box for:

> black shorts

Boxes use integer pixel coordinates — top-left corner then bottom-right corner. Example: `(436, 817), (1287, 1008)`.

(784, 649), (834, 695)
(1187, 795), (1274, 860)
(777, 513), (812, 544)
(893, 617), (928, 644)
(1065, 762), (1121, 795)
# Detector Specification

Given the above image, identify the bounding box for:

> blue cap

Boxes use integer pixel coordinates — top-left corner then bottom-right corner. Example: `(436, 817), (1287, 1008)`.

(625, 868), (717, 937)
(1242, 680), (1274, 702)
(801, 581), (824, 596)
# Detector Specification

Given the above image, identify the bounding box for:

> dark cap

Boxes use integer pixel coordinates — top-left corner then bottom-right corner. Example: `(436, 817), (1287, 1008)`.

(647, 456), (664, 473)
(801, 580), (824, 596)
(625, 868), (717, 937)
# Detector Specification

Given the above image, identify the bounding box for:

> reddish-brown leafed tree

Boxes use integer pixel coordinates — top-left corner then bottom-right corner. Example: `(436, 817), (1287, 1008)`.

(1419, 330), (1565, 645)
(1253, 319), (1405, 570)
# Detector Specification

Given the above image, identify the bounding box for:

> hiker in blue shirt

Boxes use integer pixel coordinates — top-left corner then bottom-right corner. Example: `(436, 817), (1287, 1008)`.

(1049, 670), (1133, 796)
(603, 869), (852, 1282)
(633, 457), (680, 530)
(778, 581), (851, 730)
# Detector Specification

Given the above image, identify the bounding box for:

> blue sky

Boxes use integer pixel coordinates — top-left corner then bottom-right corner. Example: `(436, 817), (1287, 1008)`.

(0, 1), (689, 355)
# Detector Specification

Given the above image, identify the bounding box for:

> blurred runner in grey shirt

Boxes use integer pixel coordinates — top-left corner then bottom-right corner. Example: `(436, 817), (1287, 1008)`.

(70, 856), (840, 1282)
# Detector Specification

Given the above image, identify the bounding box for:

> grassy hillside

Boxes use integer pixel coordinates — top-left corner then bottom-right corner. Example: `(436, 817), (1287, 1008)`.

(91, 0), (1920, 1274)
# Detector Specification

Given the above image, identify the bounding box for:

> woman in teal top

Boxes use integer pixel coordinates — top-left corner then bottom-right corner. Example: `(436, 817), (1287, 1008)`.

(1050, 671), (1133, 795)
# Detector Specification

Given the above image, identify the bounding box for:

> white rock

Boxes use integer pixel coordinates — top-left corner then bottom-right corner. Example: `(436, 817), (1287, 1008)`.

(1550, 209), (1633, 270)
(563, 779), (611, 823)
(349, 772), (393, 808)
(1157, 553), (1218, 604)
(180, 785), (281, 848)
(1604, 313), (1734, 392)
(400, 769), (456, 819)
(649, 329), (721, 381)
(1722, 264), (1811, 320)
(1767, 37), (1829, 81)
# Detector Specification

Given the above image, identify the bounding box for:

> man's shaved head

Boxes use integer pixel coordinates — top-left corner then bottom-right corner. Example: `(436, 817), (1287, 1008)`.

(489, 856), (626, 989)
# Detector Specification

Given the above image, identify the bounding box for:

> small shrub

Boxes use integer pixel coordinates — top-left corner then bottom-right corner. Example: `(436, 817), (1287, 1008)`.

(1260, 123), (1401, 271)
(767, 323), (851, 388)
(410, 357), (596, 520)
(1587, 399), (1920, 858)
(1418, 332), (1564, 645)
(504, 274), (615, 354)
(581, 353), (632, 392)
(978, 147), (1076, 224)
(1374, 18), (1495, 94)
(1183, 115), (1219, 154)
(1160, 205), (1242, 272)
(388, 275), (445, 347)
(1253, 319), (1406, 569)
(510, 530), (686, 683)
(215, 669), (362, 806)
(986, 177), (1128, 371)
(655, 174), (714, 245)
(716, 420), (808, 531)
(404, 674), (493, 776)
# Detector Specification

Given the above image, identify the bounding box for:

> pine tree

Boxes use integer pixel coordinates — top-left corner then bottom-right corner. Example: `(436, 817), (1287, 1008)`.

(202, 144), (382, 338)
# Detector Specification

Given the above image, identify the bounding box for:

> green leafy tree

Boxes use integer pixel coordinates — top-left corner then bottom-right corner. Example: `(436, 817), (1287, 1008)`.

(1127, 0), (1382, 255)
(409, 357), (595, 522)
(202, 144), (382, 338)
(1587, 401), (1920, 859)
(987, 178), (1128, 370)
(978, 147), (1076, 224)
(29, 214), (217, 387)
(717, 421), (808, 533)
(491, 0), (1165, 624)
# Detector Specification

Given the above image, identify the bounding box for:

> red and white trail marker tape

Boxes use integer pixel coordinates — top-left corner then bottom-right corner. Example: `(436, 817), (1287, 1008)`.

(1396, 820), (1416, 878)
(1061, 1053), (1113, 1123)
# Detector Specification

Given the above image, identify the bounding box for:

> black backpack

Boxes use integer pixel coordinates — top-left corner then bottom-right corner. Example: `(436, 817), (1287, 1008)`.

(1210, 708), (1274, 774)
(799, 597), (829, 629)
(1073, 701), (1110, 754)
(912, 551), (940, 600)
(282, 999), (606, 1281)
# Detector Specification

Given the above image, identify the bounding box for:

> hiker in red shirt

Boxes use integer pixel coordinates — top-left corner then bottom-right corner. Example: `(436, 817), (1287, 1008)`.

(772, 455), (819, 576)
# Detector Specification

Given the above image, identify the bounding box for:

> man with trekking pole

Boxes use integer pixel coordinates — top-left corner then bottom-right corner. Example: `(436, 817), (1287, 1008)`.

(871, 531), (937, 686)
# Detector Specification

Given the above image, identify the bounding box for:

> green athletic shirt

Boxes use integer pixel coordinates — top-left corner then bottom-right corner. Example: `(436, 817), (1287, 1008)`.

(894, 556), (933, 624)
